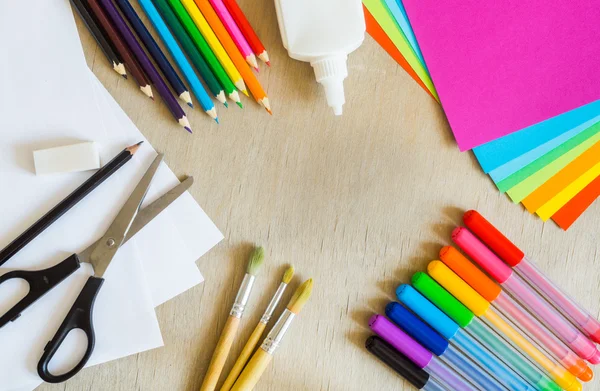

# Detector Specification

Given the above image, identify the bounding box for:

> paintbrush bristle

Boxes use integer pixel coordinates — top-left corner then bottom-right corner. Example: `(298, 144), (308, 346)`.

(282, 266), (294, 284)
(287, 279), (313, 314)
(246, 246), (265, 276)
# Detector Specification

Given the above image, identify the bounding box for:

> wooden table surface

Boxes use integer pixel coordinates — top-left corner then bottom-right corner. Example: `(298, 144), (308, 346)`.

(40, 1), (600, 390)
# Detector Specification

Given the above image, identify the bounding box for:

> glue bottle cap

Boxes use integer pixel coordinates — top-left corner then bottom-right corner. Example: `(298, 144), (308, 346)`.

(311, 54), (348, 116)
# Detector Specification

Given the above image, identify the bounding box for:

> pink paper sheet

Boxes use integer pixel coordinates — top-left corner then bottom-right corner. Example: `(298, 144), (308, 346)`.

(401, 0), (600, 151)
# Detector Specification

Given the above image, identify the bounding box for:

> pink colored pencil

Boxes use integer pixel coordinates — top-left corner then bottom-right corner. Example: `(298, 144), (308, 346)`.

(208, 0), (258, 71)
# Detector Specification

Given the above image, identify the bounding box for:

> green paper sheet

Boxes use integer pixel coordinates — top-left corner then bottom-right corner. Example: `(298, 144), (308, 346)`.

(363, 0), (437, 99)
(505, 121), (600, 202)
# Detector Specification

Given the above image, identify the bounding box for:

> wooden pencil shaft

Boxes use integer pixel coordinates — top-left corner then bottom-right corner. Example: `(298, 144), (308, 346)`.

(85, 0), (151, 87)
(166, 0), (237, 95)
(230, 348), (272, 391)
(0, 147), (134, 267)
(201, 316), (241, 391)
(151, 0), (223, 98)
(220, 322), (266, 391)
(221, 0), (266, 57)
(99, 0), (186, 121)
(115, 0), (188, 97)
(71, 0), (123, 66)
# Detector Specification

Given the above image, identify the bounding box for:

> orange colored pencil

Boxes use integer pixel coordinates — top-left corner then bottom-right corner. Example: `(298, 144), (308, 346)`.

(193, 0), (271, 114)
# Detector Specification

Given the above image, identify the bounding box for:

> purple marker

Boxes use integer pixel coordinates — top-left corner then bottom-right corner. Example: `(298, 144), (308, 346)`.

(370, 314), (478, 391)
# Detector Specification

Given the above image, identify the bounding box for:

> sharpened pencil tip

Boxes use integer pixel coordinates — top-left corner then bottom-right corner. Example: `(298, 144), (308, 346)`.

(266, 108), (273, 115)
(126, 141), (144, 154)
(187, 103), (194, 108)
(150, 96), (155, 101)
(266, 61), (271, 67)
(215, 117), (220, 124)
(224, 102), (229, 108)
(254, 67), (259, 72)
(185, 126), (193, 134)
(122, 74), (128, 79)
(242, 90), (249, 97)
(236, 101), (243, 109)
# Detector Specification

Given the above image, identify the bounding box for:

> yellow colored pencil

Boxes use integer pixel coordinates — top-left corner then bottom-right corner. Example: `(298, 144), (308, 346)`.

(220, 267), (294, 391)
(180, 0), (248, 95)
(231, 279), (314, 391)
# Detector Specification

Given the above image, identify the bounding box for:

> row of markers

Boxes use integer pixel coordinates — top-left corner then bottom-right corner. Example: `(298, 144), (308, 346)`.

(72, 0), (271, 132)
(366, 210), (600, 391)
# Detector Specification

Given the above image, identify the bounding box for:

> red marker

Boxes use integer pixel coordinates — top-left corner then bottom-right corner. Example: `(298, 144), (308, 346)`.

(463, 210), (600, 345)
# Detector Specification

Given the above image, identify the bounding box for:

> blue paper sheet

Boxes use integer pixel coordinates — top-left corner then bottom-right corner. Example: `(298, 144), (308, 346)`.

(384, 0), (425, 65)
(488, 115), (600, 183)
(473, 100), (600, 173)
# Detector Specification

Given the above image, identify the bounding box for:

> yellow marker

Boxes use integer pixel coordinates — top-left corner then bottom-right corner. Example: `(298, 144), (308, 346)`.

(427, 260), (581, 391)
(180, 0), (248, 95)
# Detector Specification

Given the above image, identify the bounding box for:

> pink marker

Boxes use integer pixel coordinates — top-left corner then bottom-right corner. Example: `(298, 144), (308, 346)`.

(208, 0), (259, 71)
(453, 227), (600, 365)
(464, 210), (600, 345)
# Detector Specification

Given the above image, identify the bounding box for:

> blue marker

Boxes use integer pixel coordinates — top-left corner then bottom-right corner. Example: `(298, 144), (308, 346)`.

(395, 285), (536, 391)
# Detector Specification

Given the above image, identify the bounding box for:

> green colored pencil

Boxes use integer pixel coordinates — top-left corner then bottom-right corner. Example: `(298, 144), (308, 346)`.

(166, 0), (242, 107)
(151, 0), (232, 107)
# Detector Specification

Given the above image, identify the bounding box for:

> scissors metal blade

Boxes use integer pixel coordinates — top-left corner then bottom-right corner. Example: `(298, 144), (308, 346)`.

(78, 176), (193, 264)
(88, 154), (164, 277)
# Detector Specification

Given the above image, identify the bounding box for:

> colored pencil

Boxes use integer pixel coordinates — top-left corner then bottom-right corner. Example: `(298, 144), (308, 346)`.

(193, 0), (271, 113)
(222, 0), (269, 65)
(84, 0), (153, 98)
(179, 0), (247, 95)
(115, 0), (192, 107)
(138, 0), (219, 120)
(97, 0), (193, 131)
(208, 0), (258, 71)
(152, 0), (231, 107)
(71, 0), (127, 77)
(167, 0), (241, 107)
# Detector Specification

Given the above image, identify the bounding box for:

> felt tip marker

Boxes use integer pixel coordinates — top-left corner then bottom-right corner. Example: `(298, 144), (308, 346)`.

(395, 286), (535, 391)
(412, 272), (562, 391)
(386, 301), (519, 391)
(453, 226), (600, 365)
(365, 336), (447, 391)
(440, 245), (592, 381)
(428, 261), (582, 391)
(464, 210), (600, 345)
(369, 314), (479, 391)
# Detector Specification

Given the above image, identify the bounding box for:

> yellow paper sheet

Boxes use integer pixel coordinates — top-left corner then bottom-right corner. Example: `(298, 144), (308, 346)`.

(362, 0), (437, 99)
(537, 160), (600, 221)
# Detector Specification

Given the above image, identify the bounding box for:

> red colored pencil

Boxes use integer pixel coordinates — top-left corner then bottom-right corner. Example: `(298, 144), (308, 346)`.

(221, 0), (270, 66)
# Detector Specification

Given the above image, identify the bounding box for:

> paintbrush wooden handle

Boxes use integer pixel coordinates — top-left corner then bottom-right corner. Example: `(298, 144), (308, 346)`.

(220, 322), (266, 391)
(230, 348), (272, 391)
(201, 315), (241, 391)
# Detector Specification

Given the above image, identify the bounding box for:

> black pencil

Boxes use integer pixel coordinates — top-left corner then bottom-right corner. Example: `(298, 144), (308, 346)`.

(71, 0), (127, 78)
(0, 142), (143, 267)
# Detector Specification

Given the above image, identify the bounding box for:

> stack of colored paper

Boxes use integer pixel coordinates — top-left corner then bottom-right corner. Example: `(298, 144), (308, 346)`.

(363, 0), (600, 230)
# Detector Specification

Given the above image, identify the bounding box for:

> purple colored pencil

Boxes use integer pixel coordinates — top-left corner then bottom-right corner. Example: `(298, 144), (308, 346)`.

(369, 314), (478, 391)
(96, 0), (192, 132)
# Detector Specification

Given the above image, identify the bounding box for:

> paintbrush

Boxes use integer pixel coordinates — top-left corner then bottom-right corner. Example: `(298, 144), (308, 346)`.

(230, 278), (314, 391)
(220, 266), (295, 391)
(200, 247), (265, 391)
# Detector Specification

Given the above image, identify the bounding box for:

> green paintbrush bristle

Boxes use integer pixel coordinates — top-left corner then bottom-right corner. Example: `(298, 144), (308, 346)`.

(246, 246), (265, 276)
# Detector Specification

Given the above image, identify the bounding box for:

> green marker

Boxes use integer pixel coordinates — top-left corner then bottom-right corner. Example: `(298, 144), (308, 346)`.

(165, 0), (242, 108)
(411, 272), (561, 391)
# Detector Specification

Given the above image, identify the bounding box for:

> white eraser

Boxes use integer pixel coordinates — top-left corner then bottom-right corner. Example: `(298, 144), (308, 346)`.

(33, 141), (100, 175)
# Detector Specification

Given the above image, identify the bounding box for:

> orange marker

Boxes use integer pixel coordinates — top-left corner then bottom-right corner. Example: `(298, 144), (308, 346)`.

(193, 0), (271, 113)
(439, 246), (592, 381)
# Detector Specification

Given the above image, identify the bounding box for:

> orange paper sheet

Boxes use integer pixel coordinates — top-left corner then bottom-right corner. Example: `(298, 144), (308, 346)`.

(364, 6), (437, 101)
(552, 176), (600, 230)
(522, 140), (600, 212)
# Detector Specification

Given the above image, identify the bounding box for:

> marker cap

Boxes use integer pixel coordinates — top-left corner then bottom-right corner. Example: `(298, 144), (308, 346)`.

(369, 314), (433, 368)
(463, 210), (524, 267)
(396, 284), (459, 339)
(365, 335), (429, 389)
(411, 272), (474, 328)
(427, 261), (491, 316)
(452, 227), (513, 283)
(385, 302), (449, 356)
(439, 246), (502, 302)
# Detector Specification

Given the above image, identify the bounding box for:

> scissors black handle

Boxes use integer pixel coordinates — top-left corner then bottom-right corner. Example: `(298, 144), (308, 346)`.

(0, 254), (81, 328)
(37, 275), (104, 383)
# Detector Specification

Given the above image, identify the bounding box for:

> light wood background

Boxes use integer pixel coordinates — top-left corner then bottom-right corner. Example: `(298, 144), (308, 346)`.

(40, 1), (600, 390)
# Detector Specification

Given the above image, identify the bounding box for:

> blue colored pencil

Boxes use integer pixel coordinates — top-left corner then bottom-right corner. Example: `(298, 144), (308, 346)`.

(96, 0), (193, 131)
(115, 0), (193, 108)
(138, 0), (218, 122)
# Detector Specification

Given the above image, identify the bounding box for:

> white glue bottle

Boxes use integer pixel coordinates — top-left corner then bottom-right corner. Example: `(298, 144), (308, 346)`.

(274, 0), (365, 115)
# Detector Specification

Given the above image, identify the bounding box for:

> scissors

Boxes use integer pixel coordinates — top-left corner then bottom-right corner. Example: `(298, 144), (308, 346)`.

(0, 154), (192, 383)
